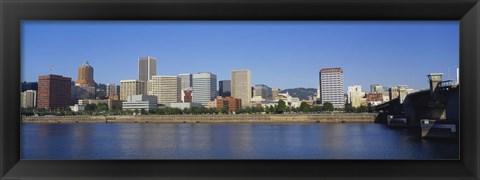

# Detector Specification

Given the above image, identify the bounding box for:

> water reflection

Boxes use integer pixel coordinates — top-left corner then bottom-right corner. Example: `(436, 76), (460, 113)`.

(21, 123), (459, 160)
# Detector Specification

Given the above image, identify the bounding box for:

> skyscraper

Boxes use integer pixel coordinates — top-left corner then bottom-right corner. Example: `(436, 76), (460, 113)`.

(38, 74), (72, 109)
(219, 80), (231, 97)
(152, 75), (181, 106)
(73, 61), (96, 102)
(138, 56), (157, 82)
(178, 74), (193, 90)
(231, 70), (251, 107)
(120, 80), (146, 101)
(319, 68), (344, 108)
(75, 61), (96, 87)
(254, 84), (272, 100)
(192, 72), (217, 106)
(178, 74), (193, 102)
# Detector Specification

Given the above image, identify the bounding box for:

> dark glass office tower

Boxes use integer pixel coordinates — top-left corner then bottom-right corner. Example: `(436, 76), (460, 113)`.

(219, 80), (231, 97)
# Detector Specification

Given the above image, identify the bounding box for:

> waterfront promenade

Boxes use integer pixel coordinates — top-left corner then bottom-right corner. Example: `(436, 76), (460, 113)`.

(21, 113), (377, 124)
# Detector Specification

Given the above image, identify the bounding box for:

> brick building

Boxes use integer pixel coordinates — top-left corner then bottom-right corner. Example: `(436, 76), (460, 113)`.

(183, 89), (193, 102)
(37, 74), (72, 109)
(216, 96), (242, 112)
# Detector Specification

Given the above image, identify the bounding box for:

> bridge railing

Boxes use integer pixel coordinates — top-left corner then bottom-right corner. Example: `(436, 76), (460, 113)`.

(438, 80), (456, 88)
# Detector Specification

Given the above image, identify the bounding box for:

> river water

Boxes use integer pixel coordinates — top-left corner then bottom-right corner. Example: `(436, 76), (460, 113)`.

(21, 123), (459, 160)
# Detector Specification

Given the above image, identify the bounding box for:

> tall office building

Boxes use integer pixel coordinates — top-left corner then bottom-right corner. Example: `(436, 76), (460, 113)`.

(120, 80), (146, 101)
(138, 56), (157, 82)
(178, 74), (193, 102)
(73, 61), (96, 102)
(152, 75), (181, 106)
(21, 90), (37, 108)
(231, 70), (251, 107)
(75, 61), (96, 87)
(254, 84), (272, 100)
(38, 74), (72, 109)
(219, 80), (231, 97)
(319, 68), (344, 108)
(178, 74), (193, 90)
(106, 83), (119, 96)
(192, 72), (217, 106)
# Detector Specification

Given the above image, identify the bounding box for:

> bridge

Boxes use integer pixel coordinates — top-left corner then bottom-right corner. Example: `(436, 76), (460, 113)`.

(371, 74), (459, 139)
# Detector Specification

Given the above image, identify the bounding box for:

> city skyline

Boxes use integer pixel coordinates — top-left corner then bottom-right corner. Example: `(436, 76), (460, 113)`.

(22, 21), (459, 90)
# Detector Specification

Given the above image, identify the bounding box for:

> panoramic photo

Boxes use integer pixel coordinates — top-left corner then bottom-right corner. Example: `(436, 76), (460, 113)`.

(20, 21), (459, 160)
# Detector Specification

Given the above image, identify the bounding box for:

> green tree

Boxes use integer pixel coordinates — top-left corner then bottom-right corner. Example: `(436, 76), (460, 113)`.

(344, 103), (354, 113)
(140, 108), (147, 115)
(97, 103), (109, 112)
(322, 102), (334, 112)
(269, 105), (275, 114)
(84, 104), (97, 112)
(221, 107), (229, 114)
(300, 102), (311, 113)
(276, 100), (286, 114)
(316, 106), (323, 112)
(265, 106), (271, 114)
(356, 105), (368, 113)
(256, 106), (264, 113)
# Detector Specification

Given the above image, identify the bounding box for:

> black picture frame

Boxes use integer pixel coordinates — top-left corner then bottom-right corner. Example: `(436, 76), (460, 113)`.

(1, 0), (479, 179)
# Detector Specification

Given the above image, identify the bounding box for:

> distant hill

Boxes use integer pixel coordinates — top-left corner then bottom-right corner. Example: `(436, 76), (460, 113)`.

(280, 88), (317, 100)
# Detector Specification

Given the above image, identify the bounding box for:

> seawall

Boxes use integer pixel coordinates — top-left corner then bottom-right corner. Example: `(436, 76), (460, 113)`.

(21, 113), (377, 124)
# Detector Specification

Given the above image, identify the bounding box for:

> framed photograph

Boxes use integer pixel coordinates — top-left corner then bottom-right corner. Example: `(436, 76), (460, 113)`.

(1, 0), (479, 179)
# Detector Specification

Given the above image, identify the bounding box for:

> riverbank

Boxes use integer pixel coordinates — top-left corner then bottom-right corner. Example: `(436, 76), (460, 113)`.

(21, 113), (377, 124)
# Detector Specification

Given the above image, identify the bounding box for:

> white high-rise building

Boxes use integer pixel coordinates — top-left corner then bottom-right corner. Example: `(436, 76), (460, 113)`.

(138, 56), (157, 82)
(192, 72), (217, 106)
(21, 90), (37, 108)
(152, 75), (181, 106)
(120, 80), (146, 101)
(231, 70), (252, 107)
(319, 68), (345, 108)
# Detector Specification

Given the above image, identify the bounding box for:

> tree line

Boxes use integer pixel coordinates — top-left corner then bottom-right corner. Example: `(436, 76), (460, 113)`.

(21, 100), (369, 116)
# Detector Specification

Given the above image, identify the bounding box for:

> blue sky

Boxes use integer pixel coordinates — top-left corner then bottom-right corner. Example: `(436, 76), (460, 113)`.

(22, 21), (459, 91)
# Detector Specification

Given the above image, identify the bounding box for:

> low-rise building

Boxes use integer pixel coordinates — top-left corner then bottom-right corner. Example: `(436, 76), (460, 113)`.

(170, 102), (203, 110)
(366, 93), (383, 106)
(216, 96), (242, 112)
(122, 95), (157, 111)
(277, 92), (301, 108)
(183, 89), (193, 102)
(69, 104), (85, 112)
(207, 100), (217, 108)
(76, 99), (122, 110)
